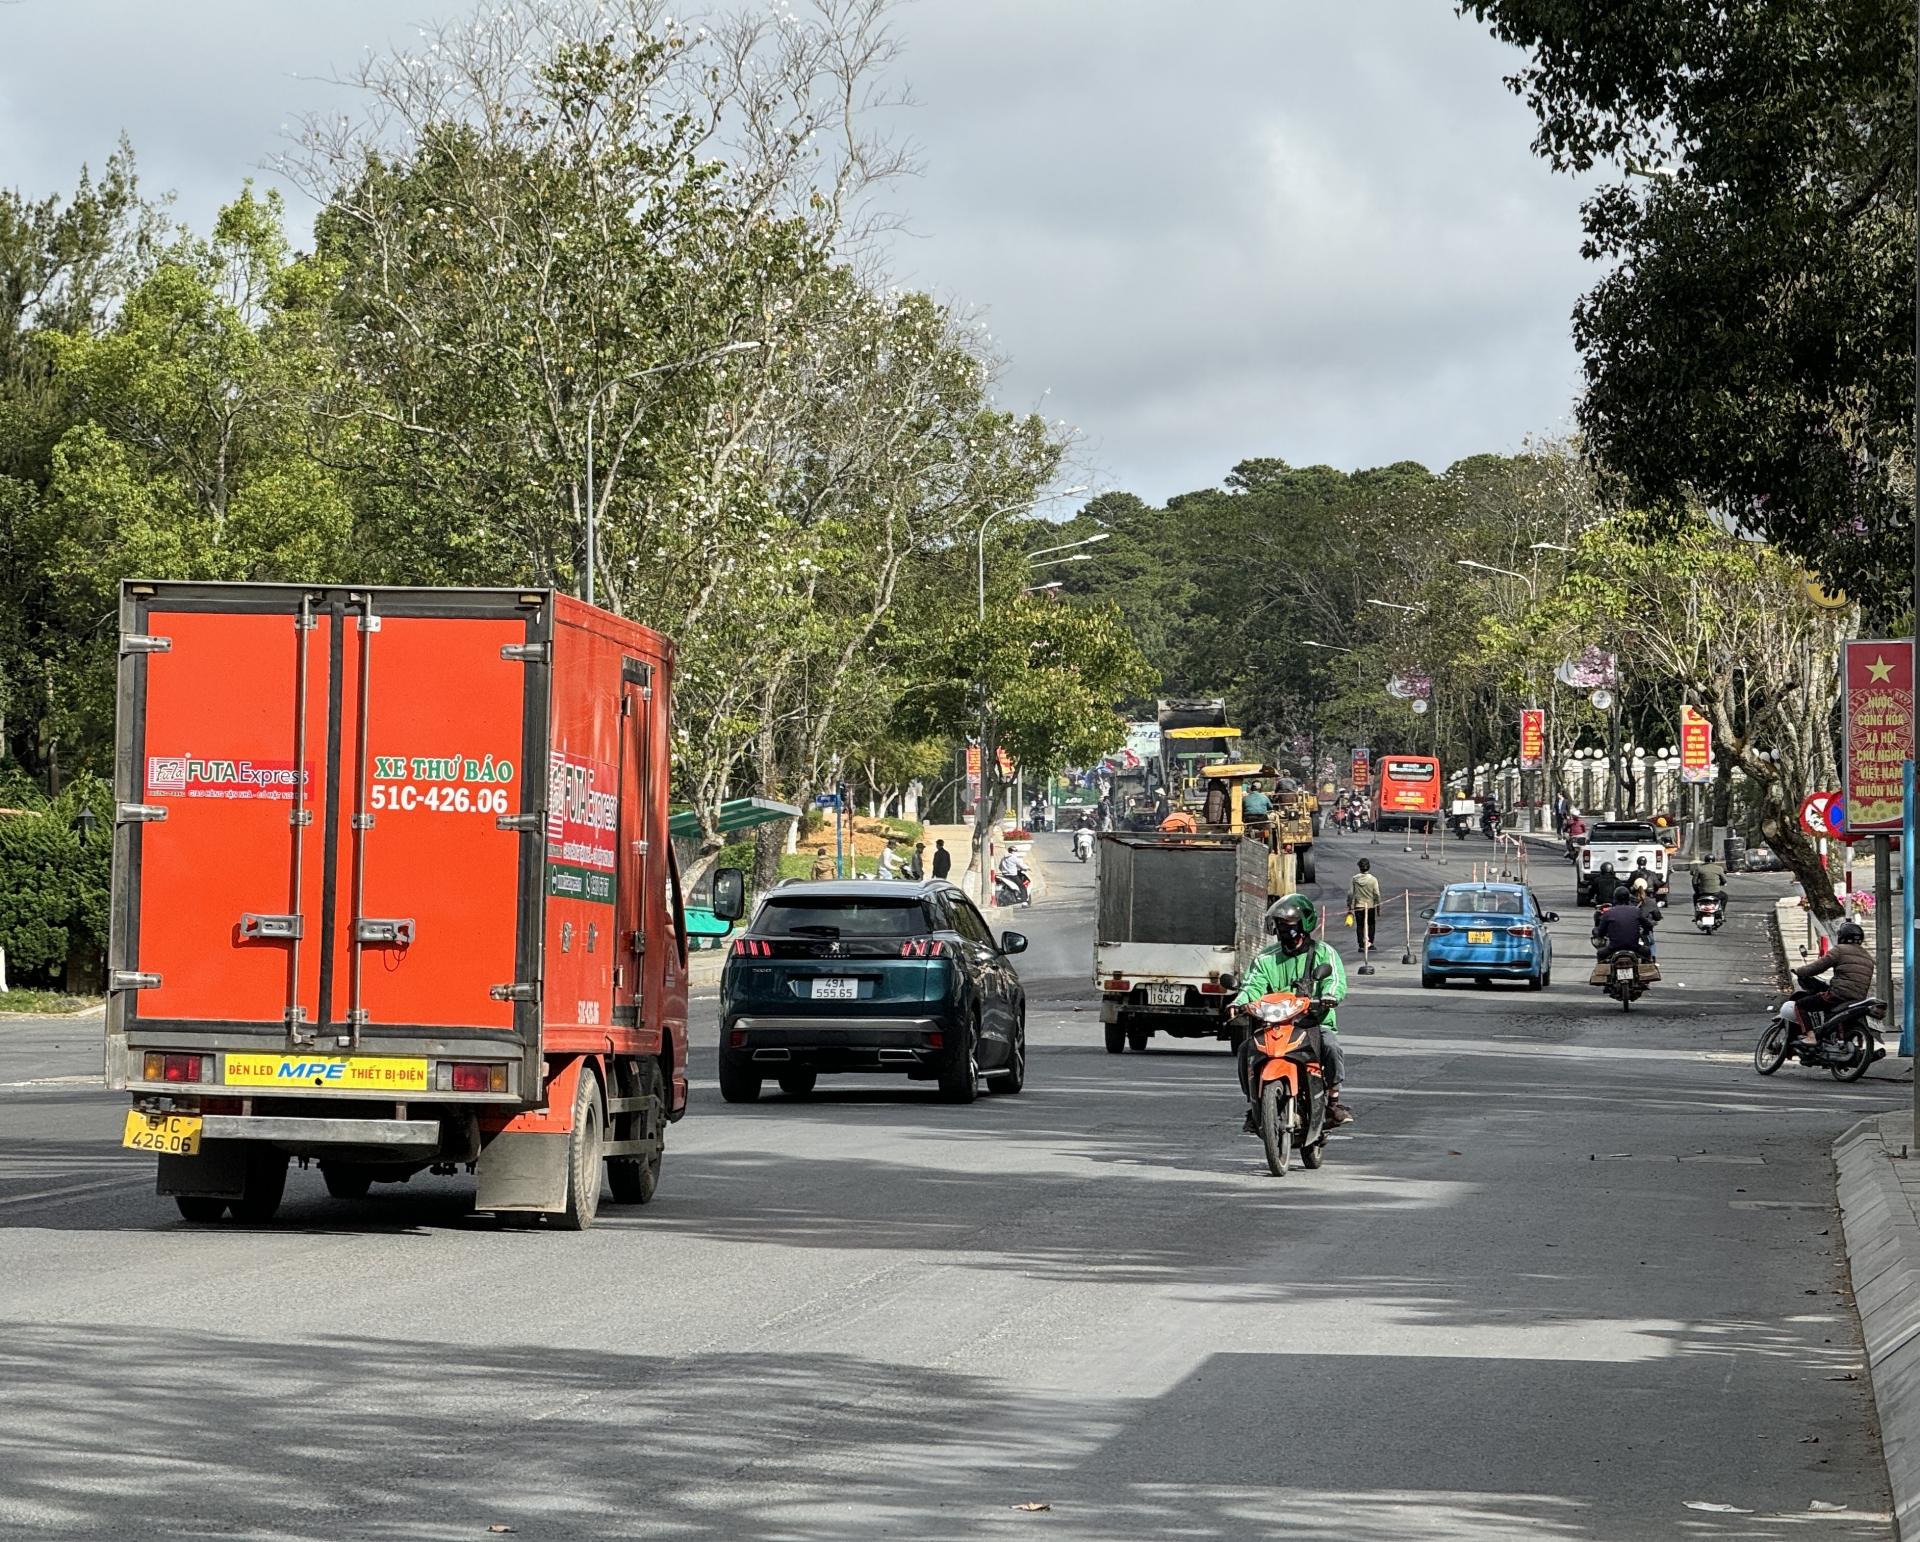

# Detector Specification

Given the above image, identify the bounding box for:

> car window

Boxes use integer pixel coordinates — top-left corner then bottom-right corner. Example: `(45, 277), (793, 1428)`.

(1440, 887), (1524, 915)
(1590, 823), (1658, 843)
(949, 899), (994, 945)
(756, 897), (929, 938)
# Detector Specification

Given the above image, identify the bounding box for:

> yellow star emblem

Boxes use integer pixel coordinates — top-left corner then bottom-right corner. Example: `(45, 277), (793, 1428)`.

(1868, 655), (1895, 683)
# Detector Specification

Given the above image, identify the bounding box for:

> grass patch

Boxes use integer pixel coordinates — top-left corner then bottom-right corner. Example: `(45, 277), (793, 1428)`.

(0, 988), (101, 1015)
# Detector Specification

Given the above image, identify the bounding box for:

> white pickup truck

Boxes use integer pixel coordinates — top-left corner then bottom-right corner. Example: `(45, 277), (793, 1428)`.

(1575, 820), (1671, 907)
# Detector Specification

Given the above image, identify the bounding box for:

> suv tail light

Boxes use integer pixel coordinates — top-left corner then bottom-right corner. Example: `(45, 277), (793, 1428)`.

(142, 1052), (204, 1084)
(731, 938), (772, 958)
(900, 938), (948, 958)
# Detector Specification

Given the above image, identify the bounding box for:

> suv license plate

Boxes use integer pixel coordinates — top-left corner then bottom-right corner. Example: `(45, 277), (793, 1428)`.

(1146, 983), (1186, 1006)
(810, 977), (858, 1001)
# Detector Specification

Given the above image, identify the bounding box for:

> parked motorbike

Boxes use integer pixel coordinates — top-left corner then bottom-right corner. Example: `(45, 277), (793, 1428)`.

(1692, 893), (1725, 934)
(1597, 947), (1652, 1011)
(1755, 995), (1886, 1081)
(1236, 965), (1333, 1176)
(994, 869), (1033, 907)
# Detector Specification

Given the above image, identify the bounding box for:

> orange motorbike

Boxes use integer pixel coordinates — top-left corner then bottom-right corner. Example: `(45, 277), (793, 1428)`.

(1237, 963), (1333, 1176)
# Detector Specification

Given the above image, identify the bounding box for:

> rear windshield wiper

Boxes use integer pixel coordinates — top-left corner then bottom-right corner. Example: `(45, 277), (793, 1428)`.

(789, 924), (842, 937)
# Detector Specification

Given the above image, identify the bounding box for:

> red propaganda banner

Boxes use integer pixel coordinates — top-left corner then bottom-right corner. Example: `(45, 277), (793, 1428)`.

(1842, 639), (1915, 834)
(1679, 705), (1713, 784)
(1351, 748), (1370, 789)
(1518, 710), (1544, 771)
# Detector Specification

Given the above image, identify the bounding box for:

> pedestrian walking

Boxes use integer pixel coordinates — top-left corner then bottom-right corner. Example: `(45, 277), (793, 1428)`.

(931, 839), (952, 880)
(1347, 857), (1381, 956)
(909, 842), (926, 880)
(1552, 792), (1569, 834)
(810, 851), (836, 882)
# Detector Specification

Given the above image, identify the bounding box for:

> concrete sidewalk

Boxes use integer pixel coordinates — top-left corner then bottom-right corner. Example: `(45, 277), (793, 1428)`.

(1838, 1114), (1920, 1537)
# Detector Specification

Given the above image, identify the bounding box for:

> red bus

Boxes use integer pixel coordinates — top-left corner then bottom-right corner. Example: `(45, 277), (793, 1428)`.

(1373, 755), (1442, 832)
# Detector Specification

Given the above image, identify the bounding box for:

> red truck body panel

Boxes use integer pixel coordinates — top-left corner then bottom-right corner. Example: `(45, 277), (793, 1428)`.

(107, 583), (689, 1120)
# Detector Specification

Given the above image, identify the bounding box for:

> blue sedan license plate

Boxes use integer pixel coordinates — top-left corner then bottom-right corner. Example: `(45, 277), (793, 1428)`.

(1467, 930), (1494, 944)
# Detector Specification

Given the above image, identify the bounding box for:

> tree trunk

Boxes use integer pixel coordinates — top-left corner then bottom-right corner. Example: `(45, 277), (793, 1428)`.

(751, 819), (785, 897)
(1760, 798), (1843, 923)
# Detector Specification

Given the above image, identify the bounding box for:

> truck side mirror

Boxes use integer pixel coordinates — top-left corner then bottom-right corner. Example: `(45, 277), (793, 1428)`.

(710, 867), (746, 923)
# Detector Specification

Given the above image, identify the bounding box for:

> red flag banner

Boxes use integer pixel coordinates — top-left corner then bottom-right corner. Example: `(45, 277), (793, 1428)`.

(1518, 710), (1544, 771)
(1680, 706), (1713, 784)
(1842, 639), (1914, 833)
(1351, 749), (1370, 789)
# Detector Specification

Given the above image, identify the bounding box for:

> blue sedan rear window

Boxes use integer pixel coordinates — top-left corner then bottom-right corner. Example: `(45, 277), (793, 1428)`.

(1439, 888), (1524, 915)
(757, 898), (930, 938)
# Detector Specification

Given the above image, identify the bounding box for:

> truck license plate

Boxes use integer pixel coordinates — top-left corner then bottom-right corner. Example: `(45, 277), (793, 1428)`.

(123, 1111), (201, 1155)
(1467, 930), (1493, 944)
(1147, 983), (1186, 1006)
(811, 977), (858, 1001)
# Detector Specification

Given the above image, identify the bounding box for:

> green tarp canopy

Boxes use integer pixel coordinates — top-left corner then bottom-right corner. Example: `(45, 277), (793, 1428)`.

(668, 797), (801, 841)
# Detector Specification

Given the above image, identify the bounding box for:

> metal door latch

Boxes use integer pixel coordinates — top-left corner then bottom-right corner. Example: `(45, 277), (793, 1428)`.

(495, 812), (543, 832)
(111, 971), (162, 991)
(117, 803), (168, 823)
(355, 918), (415, 945)
(241, 913), (304, 939)
(502, 642), (549, 662)
(119, 635), (171, 655)
(490, 982), (540, 1003)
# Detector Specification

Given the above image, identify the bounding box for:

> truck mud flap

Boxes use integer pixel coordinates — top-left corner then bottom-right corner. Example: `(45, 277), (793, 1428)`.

(157, 1141), (248, 1199)
(475, 1131), (570, 1213)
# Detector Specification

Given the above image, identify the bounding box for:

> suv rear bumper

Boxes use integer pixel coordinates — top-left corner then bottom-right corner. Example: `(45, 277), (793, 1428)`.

(722, 1015), (952, 1075)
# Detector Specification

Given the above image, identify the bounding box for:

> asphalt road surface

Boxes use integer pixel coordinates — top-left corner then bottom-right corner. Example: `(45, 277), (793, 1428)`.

(0, 828), (1908, 1539)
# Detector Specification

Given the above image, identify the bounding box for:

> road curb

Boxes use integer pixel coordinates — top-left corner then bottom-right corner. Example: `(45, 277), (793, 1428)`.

(1836, 1113), (1920, 1536)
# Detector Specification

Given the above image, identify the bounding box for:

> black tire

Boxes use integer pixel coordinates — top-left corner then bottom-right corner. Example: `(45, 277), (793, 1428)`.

(1832, 1027), (1872, 1083)
(1421, 972), (1441, 989)
(718, 1057), (762, 1103)
(777, 1070), (818, 1097)
(1259, 1080), (1289, 1177)
(1299, 850), (1316, 885)
(1104, 1022), (1126, 1054)
(1541, 968), (1552, 990)
(175, 1196), (226, 1223)
(553, 1068), (604, 1232)
(229, 1146), (288, 1224)
(987, 1016), (1026, 1094)
(321, 1163), (373, 1200)
(1126, 1025), (1151, 1052)
(1620, 988), (1633, 1013)
(940, 1019), (980, 1104)
(607, 1059), (665, 1205)
(1754, 1021), (1789, 1075)
(1301, 1138), (1326, 1170)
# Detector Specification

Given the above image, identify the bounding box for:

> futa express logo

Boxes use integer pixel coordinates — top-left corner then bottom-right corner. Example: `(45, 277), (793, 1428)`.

(147, 757), (310, 799)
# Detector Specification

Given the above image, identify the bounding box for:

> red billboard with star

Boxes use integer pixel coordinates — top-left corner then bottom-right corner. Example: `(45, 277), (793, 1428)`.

(1842, 639), (1914, 834)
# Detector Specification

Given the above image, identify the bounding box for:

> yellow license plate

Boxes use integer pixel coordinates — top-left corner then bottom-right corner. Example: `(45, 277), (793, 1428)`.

(1467, 930), (1494, 944)
(223, 1055), (429, 1091)
(123, 1111), (202, 1155)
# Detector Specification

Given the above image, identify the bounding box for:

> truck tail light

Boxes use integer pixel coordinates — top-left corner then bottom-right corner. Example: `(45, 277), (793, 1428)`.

(142, 1052), (203, 1083)
(1427, 924), (1453, 936)
(1506, 925), (1535, 938)
(900, 938), (948, 957)
(1103, 977), (1131, 994)
(449, 1062), (507, 1093)
(1197, 980), (1227, 995)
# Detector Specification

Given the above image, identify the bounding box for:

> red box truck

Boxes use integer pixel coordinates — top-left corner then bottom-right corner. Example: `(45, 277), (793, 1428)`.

(106, 581), (691, 1229)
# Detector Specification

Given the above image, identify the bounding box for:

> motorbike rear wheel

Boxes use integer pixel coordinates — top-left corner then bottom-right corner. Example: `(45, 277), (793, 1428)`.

(1831, 1027), (1872, 1083)
(1754, 1021), (1789, 1076)
(1300, 1135), (1325, 1169)
(1258, 1081), (1289, 1177)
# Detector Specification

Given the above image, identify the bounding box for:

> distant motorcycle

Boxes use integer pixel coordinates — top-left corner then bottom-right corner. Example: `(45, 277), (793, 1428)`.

(1692, 893), (1725, 934)
(1481, 809), (1503, 841)
(1598, 947), (1652, 1011)
(994, 869), (1032, 907)
(1447, 812), (1473, 840)
(1755, 996), (1886, 1081)
(1073, 827), (1092, 862)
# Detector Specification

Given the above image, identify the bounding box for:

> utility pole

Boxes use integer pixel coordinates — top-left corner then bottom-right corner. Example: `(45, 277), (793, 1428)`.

(1911, 0), (1919, 1131)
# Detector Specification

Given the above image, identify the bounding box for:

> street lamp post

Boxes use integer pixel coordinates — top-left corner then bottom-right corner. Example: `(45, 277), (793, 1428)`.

(582, 341), (762, 608)
(975, 488), (1089, 620)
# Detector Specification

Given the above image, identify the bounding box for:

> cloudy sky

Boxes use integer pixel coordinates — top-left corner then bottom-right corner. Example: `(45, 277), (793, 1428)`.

(0, 0), (1594, 503)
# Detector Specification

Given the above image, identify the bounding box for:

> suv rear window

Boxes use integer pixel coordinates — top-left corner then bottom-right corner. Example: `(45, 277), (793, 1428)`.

(1589, 823), (1658, 842)
(756, 897), (929, 938)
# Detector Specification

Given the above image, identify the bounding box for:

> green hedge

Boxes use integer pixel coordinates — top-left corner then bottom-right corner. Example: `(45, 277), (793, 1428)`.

(0, 772), (111, 985)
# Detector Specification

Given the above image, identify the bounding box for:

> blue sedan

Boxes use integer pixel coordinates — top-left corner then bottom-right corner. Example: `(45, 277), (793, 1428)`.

(1420, 883), (1558, 990)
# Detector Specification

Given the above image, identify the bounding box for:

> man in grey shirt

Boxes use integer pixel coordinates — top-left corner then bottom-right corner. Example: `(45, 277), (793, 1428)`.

(1347, 858), (1381, 954)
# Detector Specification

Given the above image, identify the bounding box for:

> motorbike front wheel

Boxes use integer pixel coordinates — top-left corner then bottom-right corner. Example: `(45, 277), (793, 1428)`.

(1754, 1021), (1789, 1075)
(1832, 1028), (1873, 1083)
(1258, 1081), (1289, 1177)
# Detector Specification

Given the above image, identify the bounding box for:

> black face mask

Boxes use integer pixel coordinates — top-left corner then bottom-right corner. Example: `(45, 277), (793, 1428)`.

(1278, 924), (1306, 951)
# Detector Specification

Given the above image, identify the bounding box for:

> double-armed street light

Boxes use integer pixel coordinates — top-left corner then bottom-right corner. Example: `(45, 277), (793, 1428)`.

(582, 340), (764, 607)
(975, 487), (1090, 620)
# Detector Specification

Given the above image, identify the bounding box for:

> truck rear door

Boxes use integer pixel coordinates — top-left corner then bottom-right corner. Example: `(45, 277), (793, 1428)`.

(111, 584), (549, 1078)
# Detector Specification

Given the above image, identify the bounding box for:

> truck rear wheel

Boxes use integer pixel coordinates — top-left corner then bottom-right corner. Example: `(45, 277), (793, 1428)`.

(1126, 1026), (1151, 1052)
(1104, 1023), (1126, 1054)
(321, 1163), (374, 1200)
(229, 1146), (288, 1224)
(1298, 849), (1315, 884)
(607, 1059), (665, 1205)
(553, 1070), (604, 1232)
(175, 1196), (226, 1223)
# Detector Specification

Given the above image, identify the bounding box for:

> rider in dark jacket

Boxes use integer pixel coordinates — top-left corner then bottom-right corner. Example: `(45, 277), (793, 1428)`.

(1592, 886), (1654, 958)
(1790, 922), (1875, 1048)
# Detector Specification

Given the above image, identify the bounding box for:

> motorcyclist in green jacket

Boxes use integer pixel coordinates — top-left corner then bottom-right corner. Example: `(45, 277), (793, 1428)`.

(1233, 894), (1352, 1127)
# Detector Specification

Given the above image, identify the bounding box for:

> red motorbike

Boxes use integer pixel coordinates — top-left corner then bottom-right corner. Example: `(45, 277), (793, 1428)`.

(1238, 965), (1333, 1176)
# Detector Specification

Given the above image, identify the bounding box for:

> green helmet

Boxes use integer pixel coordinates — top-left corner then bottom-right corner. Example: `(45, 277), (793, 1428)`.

(1265, 894), (1316, 952)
